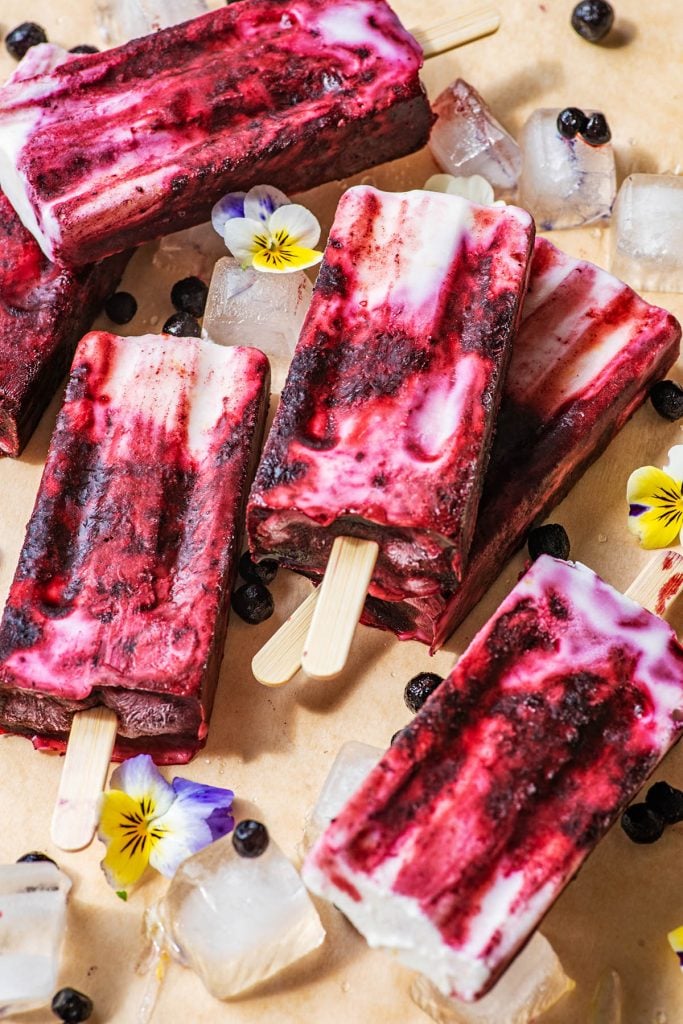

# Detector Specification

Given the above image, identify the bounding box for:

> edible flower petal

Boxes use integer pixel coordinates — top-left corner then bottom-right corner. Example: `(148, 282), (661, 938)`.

(627, 460), (683, 550)
(424, 172), (502, 206)
(97, 754), (234, 892)
(214, 184), (323, 273)
(668, 925), (683, 970)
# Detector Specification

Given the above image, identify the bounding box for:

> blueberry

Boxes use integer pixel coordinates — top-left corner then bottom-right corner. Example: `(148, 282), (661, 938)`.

(527, 524), (571, 562)
(650, 380), (683, 422)
(104, 291), (137, 325)
(404, 671), (444, 714)
(239, 550), (278, 585)
(620, 803), (665, 844)
(170, 276), (208, 318)
(231, 582), (274, 624)
(556, 107), (588, 140)
(69, 45), (99, 54)
(16, 851), (58, 866)
(162, 311), (201, 338)
(5, 22), (48, 60)
(51, 987), (93, 1023)
(646, 781), (683, 824)
(581, 112), (611, 146)
(232, 819), (269, 858)
(571, 1), (615, 43)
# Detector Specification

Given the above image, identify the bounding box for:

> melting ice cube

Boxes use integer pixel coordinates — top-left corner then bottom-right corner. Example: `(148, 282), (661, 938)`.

(145, 831), (325, 999)
(96, 0), (208, 45)
(202, 257), (313, 392)
(303, 741), (384, 850)
(610, 174), (683, 293)
(429, 79), (521, 196)
(518, 109), (616, 229)
(0, 862), (72, 1017)
(151, 222), (226, 282)
(410, 932), (574, 1024)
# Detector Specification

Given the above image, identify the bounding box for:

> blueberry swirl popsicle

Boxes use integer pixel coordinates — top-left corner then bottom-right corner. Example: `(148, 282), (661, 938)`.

(0, 0), (432, 266)
(247, 186), (534, 644)
(0, 332), (269, 763)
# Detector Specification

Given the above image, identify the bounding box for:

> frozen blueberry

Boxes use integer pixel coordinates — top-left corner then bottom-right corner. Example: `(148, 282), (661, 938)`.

(232, 819), (269, 858)
(171, 276), (208, 318)
(620, 803), (665, 844)
(239, 550), (278, 585)
(646, 781), (683, 824)
(571, 1), (615, 43)
(51, 987), (93, 1023)
(69, 44), (99, 54)
(404, 671), (444, 714)
(556, 107), (588, 139)
(104, 291), (137, 325)
(16, 851), (58, 866)
(231, 582), (274, 624)
(650, 380), (683, 422)
(581, 112), (611, 146)
(527, 524), (571, 562)
(162, 311), (201, 338)
(5, 22), (47, 60)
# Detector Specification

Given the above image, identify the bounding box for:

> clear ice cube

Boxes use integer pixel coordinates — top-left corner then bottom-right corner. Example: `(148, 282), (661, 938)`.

(518, 109), (616, 229)
(610, 174), (683, 293)
(410, 933), (574, 1024)
(96, 0), (208, 46)
(0, 862), (72, 1018)
(429, 79), (521, 196)
(202, 257), (313, 392)
(303, 741), (383, 850)
(146, 832), (325, 999)
(151, 222), (226, 282)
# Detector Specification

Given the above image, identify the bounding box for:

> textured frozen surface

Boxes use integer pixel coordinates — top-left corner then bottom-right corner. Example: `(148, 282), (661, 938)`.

(410, 933), (573, 1024)
(202, 257), (313, 392)
(0, 862), (71, 1017)
(518, 109), (616, 229)
(303, 741), (383, 849)
(429, 79), (521, 195)
(303, 556), (683, 1001)
(361, 236), (681, 648)
(96, 0), (208, 46)
(152, 222), (227, 282)
(0, 191), (130, 457)
(248, 186), (534, 599)
(0, 333), (269, 763)
(611, 174), (683, 293)
(147, 832), (324, 998)
(0, 0), (432, 265)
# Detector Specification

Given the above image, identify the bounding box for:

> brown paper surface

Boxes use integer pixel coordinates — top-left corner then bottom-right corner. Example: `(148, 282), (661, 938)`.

(1, 1), (683, 1021)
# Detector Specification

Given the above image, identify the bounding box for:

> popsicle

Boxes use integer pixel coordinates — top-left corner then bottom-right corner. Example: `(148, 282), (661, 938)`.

(0, 189), (130, 457)
(0, 0), (433, 265)
(0, 331), (269, 764)
(302, 552), (683, 1002)
(359, 236), (681, 649)
(247, 185), (534, 675)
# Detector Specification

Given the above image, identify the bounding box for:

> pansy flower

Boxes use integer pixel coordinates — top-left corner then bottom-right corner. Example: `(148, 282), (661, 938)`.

(424, 172), (503, 206)
(98, 755), (234, 892)
(627, 445), (683, 549)
(211, 184), (323, 273)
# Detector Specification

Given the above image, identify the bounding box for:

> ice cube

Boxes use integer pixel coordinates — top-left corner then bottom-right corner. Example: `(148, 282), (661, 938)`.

(202, 257), (313, 392)
(518, 109), (616, 229)
(96, 0), (208, 46)
(429, 80), (521, 196)
(303, 741), (384, 850)
(152, 222), (226, 282)
(145, 831), (325, 999)
(410, 933), (574, 1024)
(610, 174), (683, 293)
(0, 862), (72, 1017)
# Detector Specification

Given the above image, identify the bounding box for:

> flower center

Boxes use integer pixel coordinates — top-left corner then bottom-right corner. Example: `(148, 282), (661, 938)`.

(653, 484), (683, 527)
(253, 228), (299, 269)
(118, 799), (167, 859)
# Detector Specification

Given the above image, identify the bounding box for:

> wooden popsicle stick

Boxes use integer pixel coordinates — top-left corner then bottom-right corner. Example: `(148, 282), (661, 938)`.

(410, 5), (501, 59)
(302, 537), (379, 681)
(252, 589), (319, 686)
(51, 707), (118, 851)
(624, 549), (683, 616)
